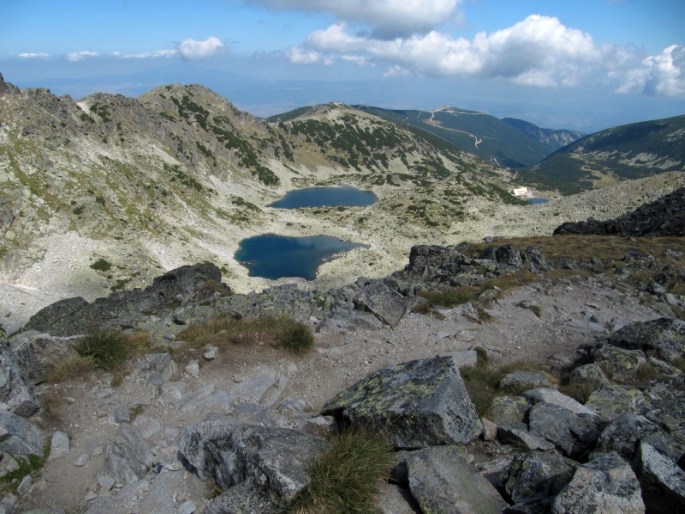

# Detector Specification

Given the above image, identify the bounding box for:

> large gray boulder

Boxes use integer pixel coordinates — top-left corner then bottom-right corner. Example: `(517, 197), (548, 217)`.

(0, 345), (38, 416)
(593, 414), (659, 463)
(0, 410), (46, 457)
(406, 446), (507, 514)
(488, 395), (529, 428)
(10, 332), (83, 385)
(589, 344), (646, 383)
(639, 441), (685, 514)
(584, 384), (645, 422)
(609, 318), (685, 364)
(322, 356), (482, 448)
(104, 424), (154, 487)
(502, 450), (577, 505)
(353, 278), (411, 327)
(178, 420), (325, 504)
(528, 403), (602, 458)
(551, 452), (645, 514)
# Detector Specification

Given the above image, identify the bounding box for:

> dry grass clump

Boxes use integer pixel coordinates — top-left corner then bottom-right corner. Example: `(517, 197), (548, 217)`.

(178, 315), (314, 354)
(290, 430), (393, 513)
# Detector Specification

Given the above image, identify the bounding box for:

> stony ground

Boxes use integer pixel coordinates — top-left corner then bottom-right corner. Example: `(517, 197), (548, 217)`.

(17, 269), (664, 513)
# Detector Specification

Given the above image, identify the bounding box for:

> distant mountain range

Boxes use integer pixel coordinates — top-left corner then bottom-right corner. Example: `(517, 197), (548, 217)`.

(520, 115), (685, 193)
(271, 105), (585, 169)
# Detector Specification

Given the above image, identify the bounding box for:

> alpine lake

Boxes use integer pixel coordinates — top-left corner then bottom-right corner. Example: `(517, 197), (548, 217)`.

(235, 186), (377, 280)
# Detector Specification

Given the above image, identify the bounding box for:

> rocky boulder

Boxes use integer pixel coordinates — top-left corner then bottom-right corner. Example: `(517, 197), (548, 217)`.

(551, 452), (645, 514)
(639, 441), (685, 513)
(608, 317), (685, 364)
(178, 420), (325, 508)
(322, 356), (482, 448)
(502, 450), (577, 506)
(10, 332), (83, 385)
(0, 344), (38, 416)
(406, 446), (507, 513)
(22, 263), (224, 336)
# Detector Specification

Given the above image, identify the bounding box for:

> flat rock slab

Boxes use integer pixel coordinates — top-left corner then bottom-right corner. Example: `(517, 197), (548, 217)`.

(609, 318), (685, 363)
(178, 420), (325, 502)
(322, 355), (481, 448)
(502, 450), (578, 505)
(406, 446), (507, 514)
(639, 441), (685, 513)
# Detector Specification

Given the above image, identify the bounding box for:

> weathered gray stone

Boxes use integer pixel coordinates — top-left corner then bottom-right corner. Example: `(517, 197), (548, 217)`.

(178, 420), (325, 501)
(642, 380), (685, 453)
(594, 414), (659, 462)
(322, 356), (482, 448)
(584, 384), (645, 422)
(489, 395), (529, 428)
(49, 431), (70, 460)
(134, 353), (177, 386)
(376, 482), (417, 514)
(528, 403), (602, 458)
(117, 424), (154, 468)
(407, 446), (507, 514)
(609, 318), (685, 364)
(10, 333), (82, 385)
(0, 453), (19, 478)
(0, 345), (38, 417)
(502, 450), (577, 504)
(354, 278), (411, 327)
(498, 427), (555, 451)
(204, 481), (280, 514)
(639, 441), (685, 513)
(568, 363), (609, 390)
(590, 343), (647, 383)
(551, 452), (645, 514)
(523, 387), (597, 417)
(103, 424), (153, 487)
(500, 371), (552, 393)
(0, 410), (46, 457)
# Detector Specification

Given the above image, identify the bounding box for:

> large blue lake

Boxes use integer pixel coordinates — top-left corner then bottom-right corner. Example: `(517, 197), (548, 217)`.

(235, 234), (363, 280)
(269, 186), (377, 209)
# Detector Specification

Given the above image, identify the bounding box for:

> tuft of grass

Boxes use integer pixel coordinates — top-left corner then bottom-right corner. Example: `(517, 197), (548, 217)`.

(178, 315), (314, 355)
(290, 430), (393, 514)
(558, 382), (596, 404)
(276, 322), (314, 354)
(75, 331), (129, 372)
(418, 286), (481, 307)
(90, 258), (112, 272)
(46, 353), (96, 383)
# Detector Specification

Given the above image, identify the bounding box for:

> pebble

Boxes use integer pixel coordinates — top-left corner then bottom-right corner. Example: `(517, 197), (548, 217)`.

(184, 360), (200, 377)
(202, 346), (218, 360)
(178, 500), (197, 514)
(49, 431), (70, 460)
(74, 453), (88, 467)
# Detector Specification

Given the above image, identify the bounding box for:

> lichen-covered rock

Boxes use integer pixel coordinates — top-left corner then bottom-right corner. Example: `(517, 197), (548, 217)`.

(642, 379), (685, 453)
(523, 388), (597, 417)
(551, 452), (645, 514)
(568, 363), (609, 390)
(178, 420), (325, 502)
(584, 384), (645, 422)
(502, 450), (577, 504)
(589, 344), (646, 383)
(489, 395), (530, 428)
(499, 371), (553, 393)
(406, 446), (507, 514)
(528, 403), (602, 458)
(639, 441), (685, 513)
(498, 427), (555, 451)
(593, 414), (659, 463)
(204, 481), (280, 514)
(322, 356), (482, 448)
(609, 318), (685, 364)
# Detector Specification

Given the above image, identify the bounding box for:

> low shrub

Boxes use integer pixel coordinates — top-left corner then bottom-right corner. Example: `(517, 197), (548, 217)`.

(179, 315), (314, 355)
(75, 331), (129, 371)
(291, 430), (393, 513)
(46, 353), (96, 383)
(90, 258), (112, 272)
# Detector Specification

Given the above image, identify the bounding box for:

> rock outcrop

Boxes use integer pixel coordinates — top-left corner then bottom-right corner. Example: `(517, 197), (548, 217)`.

(554, 186), (685, 236)
(322, 356), (482, 448)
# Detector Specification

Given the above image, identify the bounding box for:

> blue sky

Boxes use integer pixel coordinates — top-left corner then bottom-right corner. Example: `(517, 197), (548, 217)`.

(2, 0), (684, 131)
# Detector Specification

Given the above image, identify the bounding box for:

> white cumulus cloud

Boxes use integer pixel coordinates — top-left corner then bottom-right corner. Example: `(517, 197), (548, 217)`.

(616, 45), (685, 97)
(66, 51), (99, 62)
(286, 46), (332, 65)
(176, 36), (225, 60)
(18, 52), (50, 59)
(253, 0), (461, 37)
(112, 49), (178, 59)
(296, 15), (600, 87)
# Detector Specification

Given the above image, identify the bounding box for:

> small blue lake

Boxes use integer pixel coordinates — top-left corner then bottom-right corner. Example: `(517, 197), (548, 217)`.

(235, 234), (363, 280)
(268, 186), (377, 209)
(528, 197), (549, 205)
